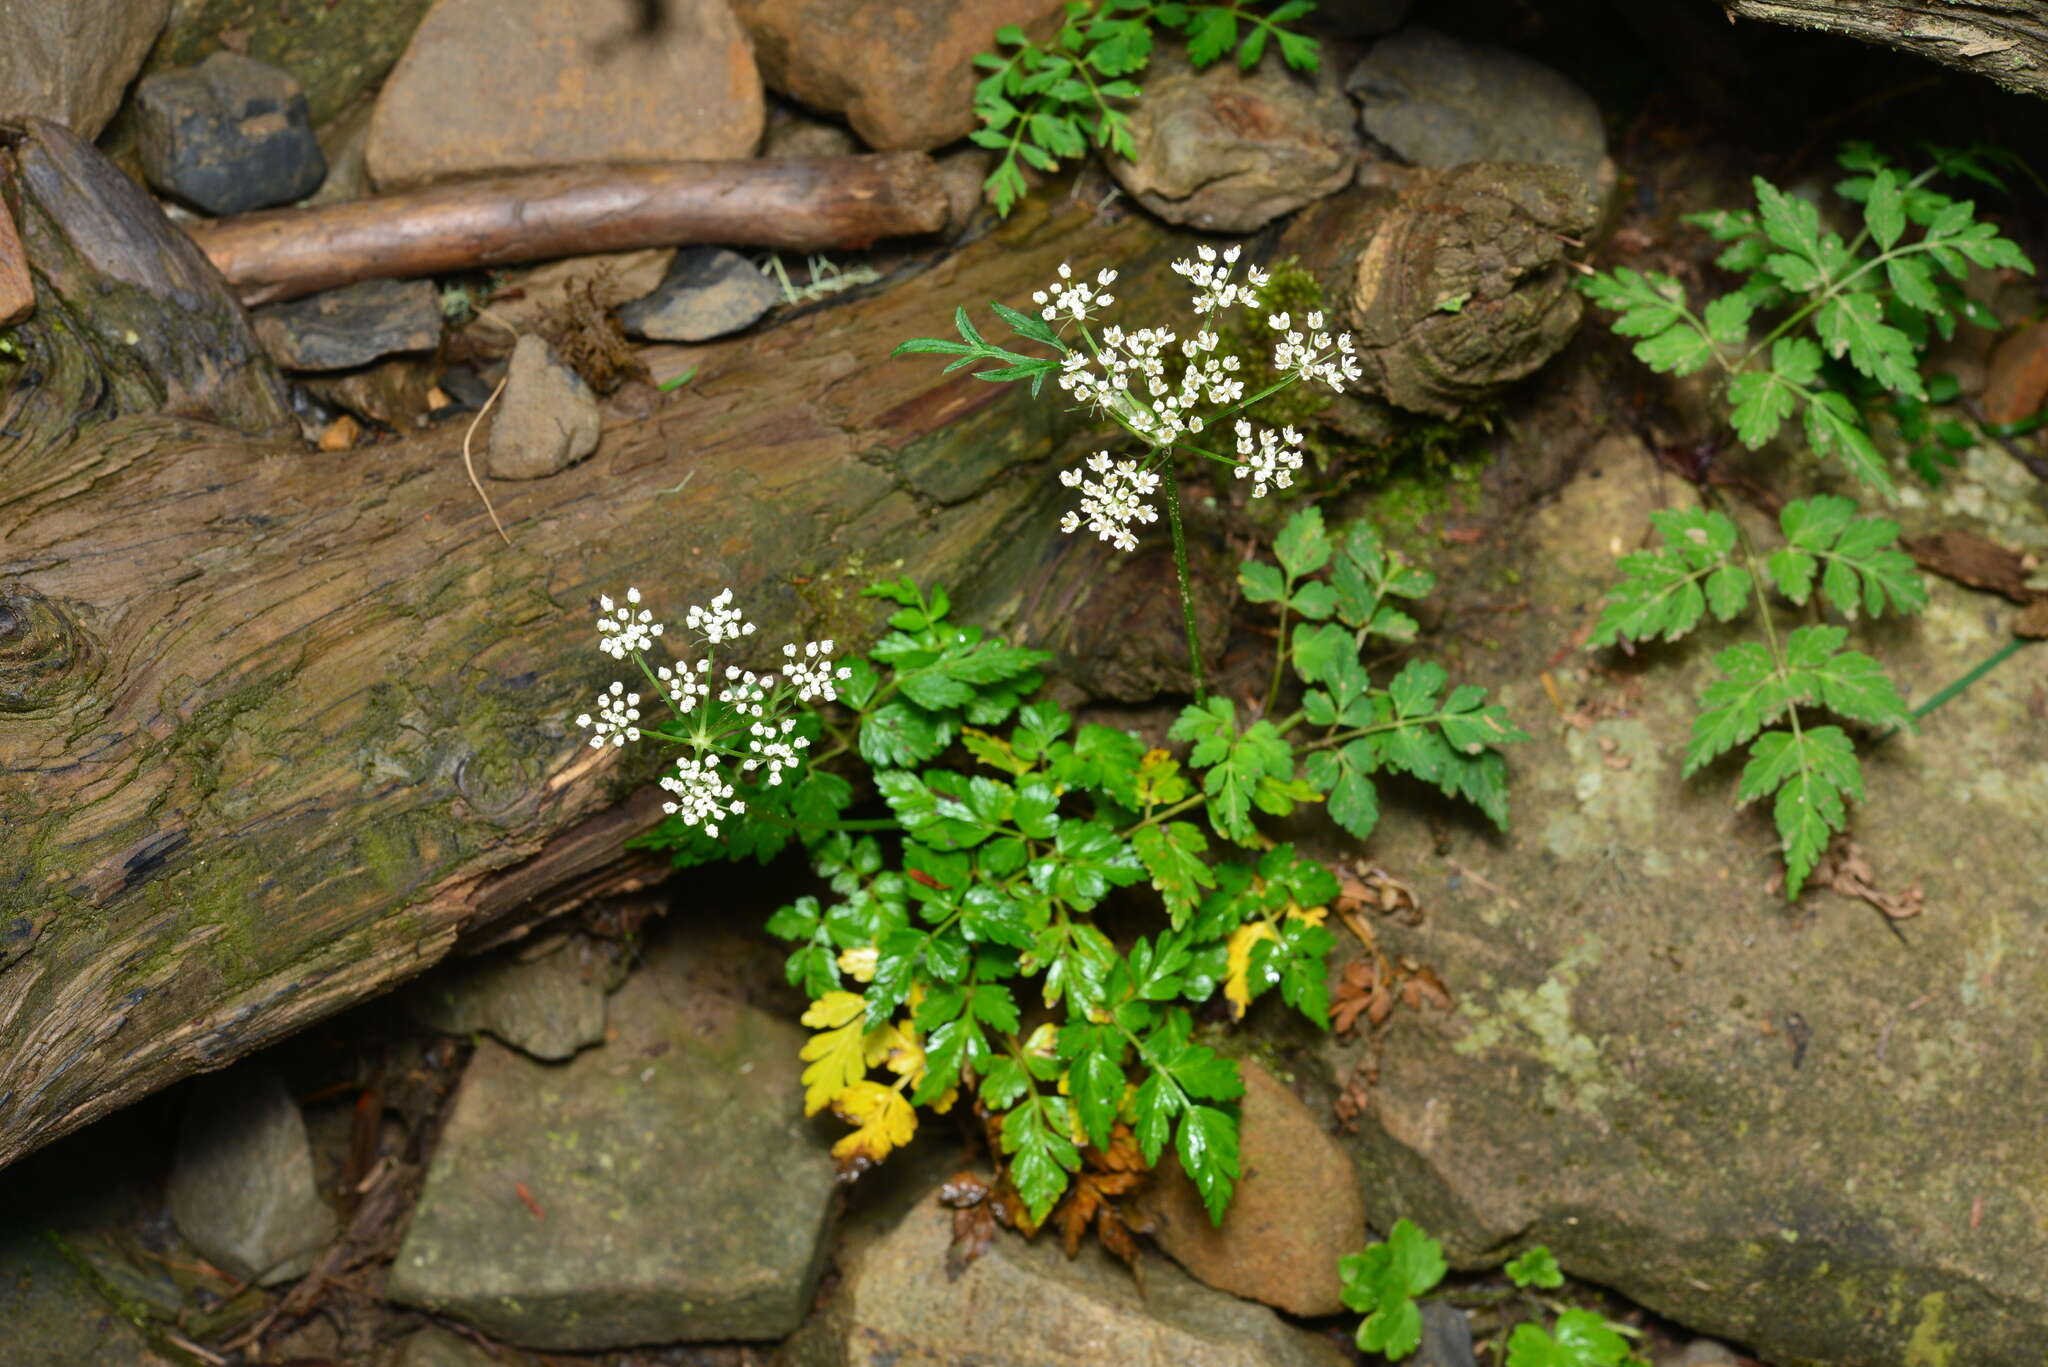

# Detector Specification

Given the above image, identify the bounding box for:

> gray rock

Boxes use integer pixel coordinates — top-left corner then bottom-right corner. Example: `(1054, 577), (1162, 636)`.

(1414, 1301), (1479, 1367)
(166, 1064), (338, 1285)
(761, 104), (863, 161)
(1347, 26), (1606, 183)
(387, 970), (837, 1349)
(1107, 42), (1360, 232)
(136, 52), (326, 215)
(487, 335), (600, 481)
(782, 1192), (1351, 1367)
(251, 279), (440, 372)
(619, 248), (782, 344)
(1309, 436), (2048, 1366)
(392, 1326), (504, 1367)
(405, 940), (607, 1062)
(0, 0), (169, 140)
(0, 1225), (175, 1367)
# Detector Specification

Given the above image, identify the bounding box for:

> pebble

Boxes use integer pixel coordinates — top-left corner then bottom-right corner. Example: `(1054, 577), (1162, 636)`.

(136, 52), (326, 214)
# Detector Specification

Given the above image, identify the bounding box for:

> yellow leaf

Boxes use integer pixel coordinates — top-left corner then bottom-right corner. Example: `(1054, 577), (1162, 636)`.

(1223, 921), (1280, 1020)
(799, 991), (871, 1115)
(830, 1080), (916, 1171)
(1288, 902), (1328, 926)
(876, 1021), (926, 1084)
(836, 946), (878, 982)
(1136, 748), (1189, 806)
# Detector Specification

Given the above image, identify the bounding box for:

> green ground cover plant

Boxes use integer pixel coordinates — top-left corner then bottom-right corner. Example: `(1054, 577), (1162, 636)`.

(1578, 144), (2032, 895)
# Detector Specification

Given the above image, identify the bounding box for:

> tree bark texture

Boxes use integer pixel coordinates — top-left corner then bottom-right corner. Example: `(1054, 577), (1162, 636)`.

(184, 154), (951, 307)
(0, 121), (1200, 1171)
(1723, 0), (2048, 97)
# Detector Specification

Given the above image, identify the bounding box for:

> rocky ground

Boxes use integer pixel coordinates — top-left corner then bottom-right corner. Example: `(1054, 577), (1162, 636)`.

(4, 1), (2047, 1366)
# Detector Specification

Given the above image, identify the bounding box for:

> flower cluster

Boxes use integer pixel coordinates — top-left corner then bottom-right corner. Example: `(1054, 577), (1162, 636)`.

(598, 589), (662, 661)
(1268, 310), (1363, 392)
(1021, 246), (1362, 551)
(1033, 263), (1117, 322)
(1058, 453), (1162, 552)
(1232, 420), (1305, 499)
(1170, 244), (1270, 314)
(575, 587), (850, 837)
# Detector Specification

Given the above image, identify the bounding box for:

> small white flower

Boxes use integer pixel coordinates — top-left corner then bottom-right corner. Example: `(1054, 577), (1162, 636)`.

(596, 587), (664, 660)
(576, 680), (642, 749)
(685, 588), (757, 644)
(655, 658), (711, 715)
(781, 639), (845, 703)
(1057, 451), (1162, 553)
(659, 753), (742, 836)
(1232, 419), (1305, 499)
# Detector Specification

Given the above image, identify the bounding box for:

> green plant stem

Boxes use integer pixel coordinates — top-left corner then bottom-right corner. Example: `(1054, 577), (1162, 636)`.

(1891, 635), (2037, 733)
(1160, 458), (1207, 702)
(1264, 588), (1291, 717)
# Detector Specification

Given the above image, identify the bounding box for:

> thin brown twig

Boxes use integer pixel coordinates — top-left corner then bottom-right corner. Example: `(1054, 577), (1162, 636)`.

(464, 375), (513, 546)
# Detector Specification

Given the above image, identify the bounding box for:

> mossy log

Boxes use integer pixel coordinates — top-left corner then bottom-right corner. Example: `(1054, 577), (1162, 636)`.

(0, 121), (1202, 1170)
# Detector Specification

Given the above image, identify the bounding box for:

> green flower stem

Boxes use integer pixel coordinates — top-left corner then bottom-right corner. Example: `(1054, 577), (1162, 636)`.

(1161, 457), (1207, 702)
(1120, 792), (1207, 837)
(1896, 635), (2038, 731)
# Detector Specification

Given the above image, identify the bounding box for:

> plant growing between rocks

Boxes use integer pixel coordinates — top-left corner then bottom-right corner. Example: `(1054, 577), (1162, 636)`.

(1578, 143), (2033, 896)
(1341, 1220), (1645, 1367)
(971, 0), (1323, 216)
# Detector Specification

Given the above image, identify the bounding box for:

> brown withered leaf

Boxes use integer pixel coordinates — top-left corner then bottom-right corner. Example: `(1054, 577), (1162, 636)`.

(2017, 601), (2048, 639)
(1400, 963), (1454, 1011)
(1905, 530), (2039, 604)
(938, 1171), (997, 1279)
(1329, 959), (1383, 1037)
(1814, 836), (1924, 921)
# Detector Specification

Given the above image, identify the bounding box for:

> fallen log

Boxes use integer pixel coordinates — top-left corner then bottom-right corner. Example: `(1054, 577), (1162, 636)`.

(184, 153), (952, 307)
(1722, 0), (2048, 99)
(0, 122), (1198, 1172)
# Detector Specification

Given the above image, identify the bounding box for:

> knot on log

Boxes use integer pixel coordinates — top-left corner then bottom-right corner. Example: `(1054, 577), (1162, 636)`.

(0, 587), (98, 716)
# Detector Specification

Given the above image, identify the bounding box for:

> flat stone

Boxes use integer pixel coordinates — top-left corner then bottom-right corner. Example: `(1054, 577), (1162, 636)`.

(1311, 435), (2048, 1366)
(481, 250), (676, 337)
(0, 0), (168, 140)
(487, 335), (601, 481)
(301, 356), (440, 430)
(1414, 1301), (1479, 1367)
(781, 1191), (1351, 1367)
(1132, 1060), (1365, 1315)
(166, 1064), (337, 1285)
(386, 970), (837, 1349)
(0, 1226), (176, 1367)
(366, 0), (763, 191)
(1109, 42), (1360, 232)
(1347, 26), (1606, 184)
(619, 248), (781, 344)
(136, 52), (326, 215)
(252, 279), (440, 372)
(405, 940), (608, 1062)
(732, 0), (1065, 151)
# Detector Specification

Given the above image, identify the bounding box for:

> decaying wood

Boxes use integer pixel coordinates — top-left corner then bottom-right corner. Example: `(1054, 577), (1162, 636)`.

(1722, 0), (2048, 99)
(184, 154), (951, 307)
(0, 154), (31, 327)
(0, 132), (1198, 1170)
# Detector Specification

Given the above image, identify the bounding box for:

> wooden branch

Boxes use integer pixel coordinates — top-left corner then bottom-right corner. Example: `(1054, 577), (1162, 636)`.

(183, 154), (952, 307)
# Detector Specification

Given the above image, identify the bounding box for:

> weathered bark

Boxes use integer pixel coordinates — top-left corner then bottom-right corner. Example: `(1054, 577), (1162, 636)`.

(0, 127), (1195, 1169)
(185, 154), (951, 306)
(1723, 0), (2048, 97)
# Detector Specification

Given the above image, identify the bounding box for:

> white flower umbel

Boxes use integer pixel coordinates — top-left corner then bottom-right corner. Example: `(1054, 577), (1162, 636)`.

(685, 587), (757, 644)
(1058, 452), (1162, 552)
(1232, 419), (1305, 499)
(1267, 310), (1364, 393)
(1169, 244), (1271, 314)
(782, 640), (852, 704)
(576, 681), (642, 749)
(659, 754), (744, 837)
(578, 587), (850, 840)
(597, 588), (664, 660)
(1032, 263), (1118, 323)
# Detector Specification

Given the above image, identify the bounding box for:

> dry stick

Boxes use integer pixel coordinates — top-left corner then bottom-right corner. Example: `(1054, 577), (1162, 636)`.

(183, 154), (950, 306)
(464, 376), (513, 546)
